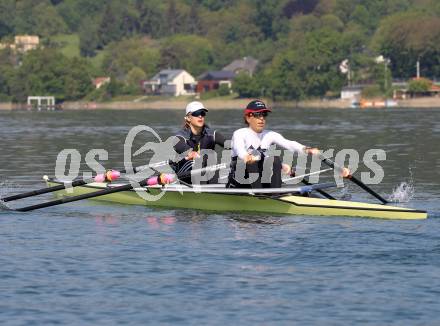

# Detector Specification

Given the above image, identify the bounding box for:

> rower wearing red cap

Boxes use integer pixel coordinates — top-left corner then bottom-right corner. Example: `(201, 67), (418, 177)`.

(227, 99), (349, 188)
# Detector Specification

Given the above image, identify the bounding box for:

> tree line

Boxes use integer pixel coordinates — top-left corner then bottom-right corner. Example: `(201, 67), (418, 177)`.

(1, 0), (440, 102)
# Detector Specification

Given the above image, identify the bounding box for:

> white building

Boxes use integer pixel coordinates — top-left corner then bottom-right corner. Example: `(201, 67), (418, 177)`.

(144, 69), (196, 96)
(0, 35), (40, 53)
(340, 85), (364, 100)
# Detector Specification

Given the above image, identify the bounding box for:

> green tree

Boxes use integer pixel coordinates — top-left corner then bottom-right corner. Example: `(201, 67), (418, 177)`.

(9, 48), (93, 102)
(57, 0), (107, 32)
(253, 0), (289, 39)
(13, 0), (68, 36)
(202, 3), (261, 43)
(159, 35), (214, 76)
(372, 11), (440, 78)
(105, 78), (124, 99)
(13, 0), (44, 34)
(266, 28), (346, 100)
(187, 1), (202, 34)
(79, 20), (99, 57)
(126, 67), (147, 88)
(136, 0), (166, 38)
(98, 1), (125, 47)
(97, 0), (139, 47)
(166, 0), (179, 35)
(101, 37), (160, 79)
(0, 52), (14, 100)
(361, 84), (382, 98)
(408, 78), (431, 93)
(350, 5), (372, 31)
(63, 57), (94, 100)
(199, 0), (237, 11)
(0, 0), (15, 37)
(232, 72), (261, 98)
(218, 83), (231, 96)
(33, 2), (68, 37)
(0, 50), (16, 100)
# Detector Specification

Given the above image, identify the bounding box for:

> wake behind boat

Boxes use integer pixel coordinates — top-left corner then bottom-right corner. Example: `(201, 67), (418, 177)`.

(42, 177), (427, 220)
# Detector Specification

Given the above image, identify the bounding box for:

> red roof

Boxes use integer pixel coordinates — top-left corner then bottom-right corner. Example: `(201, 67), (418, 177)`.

(93, 77), (110, 86)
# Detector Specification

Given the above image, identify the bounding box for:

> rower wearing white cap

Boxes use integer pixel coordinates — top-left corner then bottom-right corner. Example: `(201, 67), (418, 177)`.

(172, 101), (227, 184)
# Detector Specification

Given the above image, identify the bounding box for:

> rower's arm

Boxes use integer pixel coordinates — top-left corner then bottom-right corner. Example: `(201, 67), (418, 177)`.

(174, 135), (192, 154)
(271, 132), (306, 153)
(213, 131), (230, 149)
(231, 130), (249, 160)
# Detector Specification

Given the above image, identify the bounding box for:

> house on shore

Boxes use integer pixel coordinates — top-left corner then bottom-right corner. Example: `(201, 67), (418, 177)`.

(0, 35), (39, 53)
(340, 85), (365, 100)
(143, 69), (196, 96)
(196, 70), (236, 93)
(393, 77), (440, 99)
(222, 56), (259, 76)
(93, 77), (111, 89)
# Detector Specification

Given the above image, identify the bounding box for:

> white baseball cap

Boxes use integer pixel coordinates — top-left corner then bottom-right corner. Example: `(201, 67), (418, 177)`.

(185, 101), (208, 115)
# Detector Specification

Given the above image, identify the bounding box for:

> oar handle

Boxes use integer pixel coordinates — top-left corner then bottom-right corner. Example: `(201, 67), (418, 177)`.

(319, 155), (389, 204)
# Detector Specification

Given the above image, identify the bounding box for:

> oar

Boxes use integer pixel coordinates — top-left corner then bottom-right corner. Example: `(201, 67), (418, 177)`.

(146, 163), (228, 186)
(1, 160), (170, 202)
(15, 179), (149, 212)
(300, 179), (335, 200)
(282, 168), (335, 200)
(318, 154), (389, 204)
(282, 168), (333, 183)
(2, 175), (114, 203)
(14, 163), (227, 212)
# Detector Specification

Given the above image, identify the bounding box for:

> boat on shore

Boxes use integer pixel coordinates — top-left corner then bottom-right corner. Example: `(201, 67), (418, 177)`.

(45, 178), (427, 220)
(351, 98), (398, 109)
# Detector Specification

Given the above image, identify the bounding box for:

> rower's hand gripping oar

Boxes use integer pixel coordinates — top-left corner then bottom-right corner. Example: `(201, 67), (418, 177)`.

(145, 163), (228, 186)
(318, 153), (389, 204)
(1, 160), (170, 203)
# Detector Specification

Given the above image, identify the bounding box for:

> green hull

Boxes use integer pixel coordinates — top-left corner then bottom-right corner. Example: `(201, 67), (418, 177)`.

(47, 181), (427, 220)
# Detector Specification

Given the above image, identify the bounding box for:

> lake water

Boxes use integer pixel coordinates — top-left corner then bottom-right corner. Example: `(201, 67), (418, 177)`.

(0, 108), (439, 325)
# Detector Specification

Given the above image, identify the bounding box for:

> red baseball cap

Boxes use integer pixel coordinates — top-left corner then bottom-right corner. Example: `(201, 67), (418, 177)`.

(244, 100), (272, 114)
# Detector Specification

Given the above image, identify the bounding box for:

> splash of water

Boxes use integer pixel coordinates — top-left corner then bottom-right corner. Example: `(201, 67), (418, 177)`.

(388, 182), (415, 203)
(388, 166), (416, 203)
(0, 199), (10, 210)
(0, 177), (20, 211)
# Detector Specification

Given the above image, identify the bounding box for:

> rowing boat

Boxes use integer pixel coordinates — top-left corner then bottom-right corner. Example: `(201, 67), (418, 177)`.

(45, 178), (427, 220)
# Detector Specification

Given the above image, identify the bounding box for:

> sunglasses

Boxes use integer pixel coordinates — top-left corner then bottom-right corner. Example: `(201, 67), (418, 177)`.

(191, 110), (207, 117)
(249, 111), (268, 118)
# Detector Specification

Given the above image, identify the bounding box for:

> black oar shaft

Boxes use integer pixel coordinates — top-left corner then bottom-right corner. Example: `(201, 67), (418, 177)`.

(2, 179), (88, 202)
(320, 157), (389, 204)
(16, 180), (147, 212)
(346, 175), (389, 204)
(301, 179), (335, 200)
